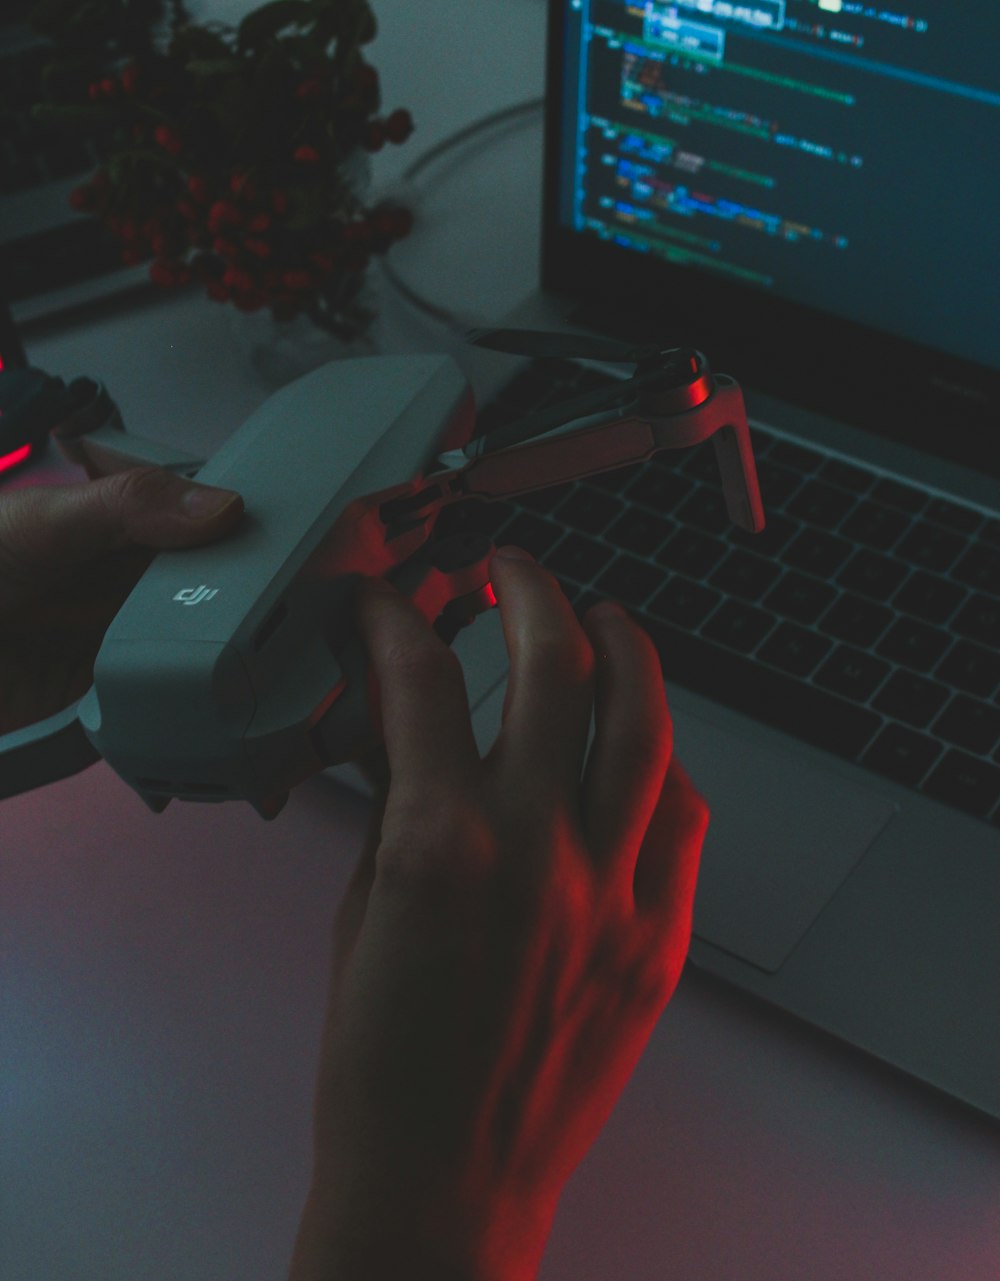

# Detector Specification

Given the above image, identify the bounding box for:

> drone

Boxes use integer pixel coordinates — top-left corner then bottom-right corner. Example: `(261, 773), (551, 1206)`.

(0, 327), (764, 818)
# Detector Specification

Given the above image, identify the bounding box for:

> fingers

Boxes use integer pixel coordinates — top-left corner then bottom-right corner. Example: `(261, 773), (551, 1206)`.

(487, 546), (596, 801)
(633, 757), (709, 970)
(0, 467), (243, 580)
(579, 603), (674, 875)
(354, 577), (480, 802)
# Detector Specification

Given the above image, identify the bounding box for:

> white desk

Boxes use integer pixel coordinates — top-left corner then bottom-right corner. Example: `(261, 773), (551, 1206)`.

(3, 3), (998, 1279)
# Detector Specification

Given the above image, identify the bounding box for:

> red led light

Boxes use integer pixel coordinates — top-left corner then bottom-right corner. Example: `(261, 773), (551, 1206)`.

(0, 443), (32, 475)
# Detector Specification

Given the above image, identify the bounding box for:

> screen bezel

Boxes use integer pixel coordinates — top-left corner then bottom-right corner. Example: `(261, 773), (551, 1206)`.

(540, 1), (1000, 479)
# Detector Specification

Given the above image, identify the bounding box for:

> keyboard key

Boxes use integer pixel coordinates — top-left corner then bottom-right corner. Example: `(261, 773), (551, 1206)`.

(758, 621), (832, 677)
(935, 639), (1000, 698)
(981, 518), (1000, 548)
(952, 542), (1000, 596)
(862, 725), (942, 786)
(595, 554), (666, 609)
(785, 478), (857, 530)
(657, 527), (727, 577)
(922, 750), (1000, 818)
(764, 569), (837, 624)
(495, 511), (563, 559)
(587, 462), (643, 493)
(709, 549), (782, 602)
(893, 570), (965, 624)
(840, 500), (911, 551)
(951, 593), (1000, 647)
(675, 484), (732, 535)
(924, 497), (983, 535)
(701, 600), (776, 653)
(728, 510), (797, 558)
(932, 695), (1000, 756)
(815, 645), (891, 702)
(895, 521), (966, 572)
(641, 619), (882, 760)
(820, 458), (874, 494)
(782, 527), (853, 578)
(544, 531), (616, 583)
(556, 485), (626, 535)
(876, 616), (951, 672)
(679, 441), (725, 485)
(819, 593), (893, 647)
(872, 670), (949, 728)
(605, 508), (676, 557)
(626, 466), (691, 513)
(768, 439), (824, 472)
(648, 576), (721, 630)
(755, 460), (802, 507)
(837, 548), (909, 600)
(872, 477), (927, 514)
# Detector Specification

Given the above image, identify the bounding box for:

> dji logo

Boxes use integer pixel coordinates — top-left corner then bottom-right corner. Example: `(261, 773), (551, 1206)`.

(173, 585), (219, 606)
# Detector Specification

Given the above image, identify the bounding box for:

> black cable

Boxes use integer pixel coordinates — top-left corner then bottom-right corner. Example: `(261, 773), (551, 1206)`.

(376, 97), (543, 333)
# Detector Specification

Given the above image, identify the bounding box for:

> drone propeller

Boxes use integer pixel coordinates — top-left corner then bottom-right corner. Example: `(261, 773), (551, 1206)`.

(466, 326), (664, 366)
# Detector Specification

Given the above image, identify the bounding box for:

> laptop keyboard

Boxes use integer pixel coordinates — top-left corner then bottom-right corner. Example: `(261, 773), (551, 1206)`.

(432, 360), (1000, 827)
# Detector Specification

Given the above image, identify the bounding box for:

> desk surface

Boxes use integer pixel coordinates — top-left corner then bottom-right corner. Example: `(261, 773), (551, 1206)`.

(4, 3), (999, 1280)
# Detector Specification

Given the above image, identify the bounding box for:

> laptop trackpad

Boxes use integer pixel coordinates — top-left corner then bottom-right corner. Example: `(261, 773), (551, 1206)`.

(676, 707), (898, 973)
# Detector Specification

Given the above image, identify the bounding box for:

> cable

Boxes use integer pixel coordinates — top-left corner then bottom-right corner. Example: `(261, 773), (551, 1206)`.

(374, 97), (544, 335)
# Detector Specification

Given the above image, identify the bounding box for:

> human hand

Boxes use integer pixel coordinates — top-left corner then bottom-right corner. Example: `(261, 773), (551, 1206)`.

(0, 466), (243, 735)
(288, 547), (709, 1281)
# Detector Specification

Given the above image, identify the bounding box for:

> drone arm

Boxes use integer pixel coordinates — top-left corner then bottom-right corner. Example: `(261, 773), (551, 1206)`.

(0, 700), (100, 800)
(55, 421), (206, 479)
(444, 378), (765, 532)
(452, 415), (659, 500)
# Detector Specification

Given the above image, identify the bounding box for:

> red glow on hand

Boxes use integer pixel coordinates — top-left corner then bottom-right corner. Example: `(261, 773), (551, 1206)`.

(0, 443), (32, 476)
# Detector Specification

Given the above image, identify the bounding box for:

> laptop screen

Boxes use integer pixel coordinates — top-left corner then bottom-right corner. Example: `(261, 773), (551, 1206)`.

(543, 1), (1000, 472)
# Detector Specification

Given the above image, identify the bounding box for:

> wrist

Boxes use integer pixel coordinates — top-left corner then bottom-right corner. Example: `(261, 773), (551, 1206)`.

(287, 1183), (553, 1281)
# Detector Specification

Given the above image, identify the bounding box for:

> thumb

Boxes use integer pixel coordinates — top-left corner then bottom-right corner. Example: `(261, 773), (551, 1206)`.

(0, 467), (244, 574)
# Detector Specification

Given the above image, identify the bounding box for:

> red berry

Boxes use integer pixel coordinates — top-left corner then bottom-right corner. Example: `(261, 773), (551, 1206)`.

(384, 108), (414, 144)
(149, 260), (186, 288)
(120, 63), (140, 96)
(208, 200), (243, 232)
(154, 125), (183, 156)
(187, 174), (209, 203)
(229, 171), (257, 202)
(222, 267), (254, 292)
(293, 144), (321, 164)
(248, 212), (271, 232)
(175, 199), (198, 222)
(296, 78), (324, 103)
(244, 238), (272, 259)
(309, 251), (337, 275)
(281, 269), (314, 291)
(271, 189), (289, 215)
(212, 236), (242, 260)
(68, 184), (93, 211)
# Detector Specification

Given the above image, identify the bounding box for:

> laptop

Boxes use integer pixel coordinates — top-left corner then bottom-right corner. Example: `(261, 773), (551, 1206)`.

(340, 0), (1000, 1118)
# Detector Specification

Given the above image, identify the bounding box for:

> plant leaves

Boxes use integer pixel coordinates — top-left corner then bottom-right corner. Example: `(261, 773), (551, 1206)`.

(30, 102), (114, 130)
(184, 58), (244, 77)
(238, 0), (311, 51)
